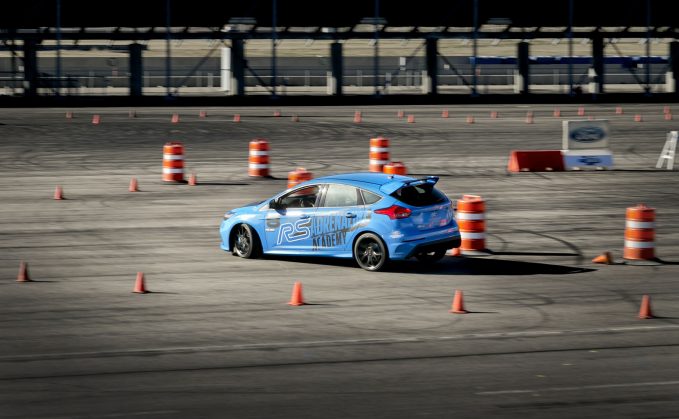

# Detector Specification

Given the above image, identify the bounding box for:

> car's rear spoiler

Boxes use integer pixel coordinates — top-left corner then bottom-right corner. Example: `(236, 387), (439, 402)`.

(379, 176), (439, 195)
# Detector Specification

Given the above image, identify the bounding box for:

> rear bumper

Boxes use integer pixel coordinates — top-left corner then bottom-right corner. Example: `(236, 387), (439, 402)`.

(389, 234), (461, 260)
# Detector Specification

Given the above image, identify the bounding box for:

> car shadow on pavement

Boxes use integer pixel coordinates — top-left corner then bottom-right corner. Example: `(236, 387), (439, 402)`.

(263, 255), (593, 275)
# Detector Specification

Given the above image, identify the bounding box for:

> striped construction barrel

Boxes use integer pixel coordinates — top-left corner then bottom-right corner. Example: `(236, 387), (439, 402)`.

(249, 139), (270, 177)
(383, 161), (407, 175)
(624, 204), (655, 261)
(162, 142), (185, 182)
(456, 195), (486, 252)
(287, 167), (313, 188)
(369, 137), (390, 173)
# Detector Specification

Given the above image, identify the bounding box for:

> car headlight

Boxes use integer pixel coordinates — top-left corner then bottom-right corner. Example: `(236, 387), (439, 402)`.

(223, 211), (235, 220)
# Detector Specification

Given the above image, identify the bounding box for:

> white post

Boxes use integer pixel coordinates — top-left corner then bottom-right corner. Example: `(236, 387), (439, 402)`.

(220, 47), (231, 92)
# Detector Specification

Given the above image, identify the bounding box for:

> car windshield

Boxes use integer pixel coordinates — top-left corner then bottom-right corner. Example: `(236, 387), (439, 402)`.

(391, 184), (446, 207)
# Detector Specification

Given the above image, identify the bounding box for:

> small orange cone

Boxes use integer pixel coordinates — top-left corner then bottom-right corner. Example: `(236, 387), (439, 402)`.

(466, 115), (475, 124)
(288, 281), (305, 306)
(171, 113), (180, 124)
(553, 107), (561, 117)
(634, 114), (643, 122)
(65, 111), (73, 119)
(638, 294), (654, 319)
(17, 260), (32, 282)
(441, 109), (449, 118)
(188, 172), (197, 186)
(407, 114), (415, 123)
(199, 110), (207, 118)
(128, 110), (137, 118)
(133, 272), (149, 294)
(354, 111), (362, 123)
(577, 106), (585, 116)
(273, 110), (281, 117)
(490, 111), (498, 119)
(397, 110), (404, 119)
(129, 177), (139, 192)
(449, 247), (461, 257)
(92, 114), (101, 125)
(291, 114), (299, 122)
(665, 112), (673, 121)
(54, 185), (64, 200)
(233, 114), (241, 123)
(449, 290), (468, 314)
(663, 105), (670, 115)
(525, 111), (534, 124)
(615, 106), (624, 115)
(592, 251), (613, 264)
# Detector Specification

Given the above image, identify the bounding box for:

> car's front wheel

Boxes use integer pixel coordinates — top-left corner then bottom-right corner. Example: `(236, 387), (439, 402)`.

(354, 233), (388, 271)
(415, 249), (447, 263)
(232, 224), (261, 259)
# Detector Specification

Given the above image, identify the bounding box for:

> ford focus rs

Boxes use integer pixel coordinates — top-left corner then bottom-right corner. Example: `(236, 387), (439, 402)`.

(220, 172), (461, 271)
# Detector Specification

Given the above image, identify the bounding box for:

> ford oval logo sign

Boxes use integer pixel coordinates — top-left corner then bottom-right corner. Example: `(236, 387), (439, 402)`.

(578, 156), (602, 165)
(570, 126), (605, 142)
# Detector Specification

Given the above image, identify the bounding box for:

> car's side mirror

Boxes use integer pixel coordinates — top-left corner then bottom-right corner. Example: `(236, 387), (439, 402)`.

(269, 198), (280, 210)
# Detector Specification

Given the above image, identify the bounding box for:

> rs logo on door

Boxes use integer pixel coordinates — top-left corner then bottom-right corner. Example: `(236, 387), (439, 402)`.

(277, 219), (311, 245)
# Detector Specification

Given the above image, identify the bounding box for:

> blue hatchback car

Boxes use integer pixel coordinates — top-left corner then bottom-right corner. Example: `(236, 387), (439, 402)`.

(220, 172), (461, 271)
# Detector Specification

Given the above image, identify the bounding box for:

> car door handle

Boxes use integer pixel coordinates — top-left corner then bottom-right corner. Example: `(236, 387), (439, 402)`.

(299, 214), (310, 219)
(345, 212), (357, 218)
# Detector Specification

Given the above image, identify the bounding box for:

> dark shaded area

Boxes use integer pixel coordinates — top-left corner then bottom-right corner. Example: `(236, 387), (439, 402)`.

(0, 0), (675, 29)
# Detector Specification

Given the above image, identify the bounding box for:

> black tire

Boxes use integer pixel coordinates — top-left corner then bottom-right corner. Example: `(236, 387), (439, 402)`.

(415, 249), (447, 263)
(354, 233), (388, 271)
(232, 224), (262, 259)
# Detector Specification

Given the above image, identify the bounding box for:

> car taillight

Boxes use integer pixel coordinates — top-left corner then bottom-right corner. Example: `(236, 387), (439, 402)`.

(375, 205), (412, 220)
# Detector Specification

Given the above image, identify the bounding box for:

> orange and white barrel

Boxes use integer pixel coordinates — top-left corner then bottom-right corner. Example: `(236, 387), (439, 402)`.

(383, 161), (407, 175)
(456, 195), (486, 252)
(248, 139), (270, 177)
(369, 137), (390, 173)
(162, 142), (185, 182)
(287, 167), (313, 188)
(624, 204), (655, 261)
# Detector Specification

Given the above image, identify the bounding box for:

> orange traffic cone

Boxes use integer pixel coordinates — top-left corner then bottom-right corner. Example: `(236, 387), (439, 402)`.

(273, 110), (281, 117)
(466, 115), (475, 124)
(291, 114), (299, 122)
(634, 114), (643, 122)
(65, 111), (73, 119)
(129, 177), (139, 192)
(133, 272), (149, 294)
(92, 114), (101, 125)
(442, 109), (449, 118)
(54, 185), (64, 200)
(188, 172), (197, 186)
(233, 114), (241, 123)
(525, 111), (534, 124)
(449, 247), (461, 257)
(615, 106), (624, 115)
(553, 107), (561, 117)
(171, 113), (180, 124)
(354, 111), (362, 123)
(397, 110), (404, 119)
(199, 110), (207, 118)
(592, 251), (613, 264)
(449, 290), (468, 314)
(407, 115), (415, 123)
(129, 110), (137, 118)
(288, 281), (306, 306)
(17, 260), (32, 282)
(663, 105), (670, 115)
(638, 294), (654, 319)
(577, 106), (585, 116)
(665, 113), (673, 121)
(490, 111), (498, 119)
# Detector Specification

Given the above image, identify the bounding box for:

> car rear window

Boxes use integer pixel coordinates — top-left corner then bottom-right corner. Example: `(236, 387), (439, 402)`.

(391, 184), (446, 207)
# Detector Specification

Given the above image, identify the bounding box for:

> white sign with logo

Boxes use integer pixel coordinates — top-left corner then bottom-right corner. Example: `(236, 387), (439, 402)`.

(561, 119), (614, 170)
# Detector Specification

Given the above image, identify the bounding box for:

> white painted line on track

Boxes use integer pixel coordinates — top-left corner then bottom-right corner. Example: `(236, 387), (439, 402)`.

(476, 380), (679, 395)
(2, 324), (679, 363)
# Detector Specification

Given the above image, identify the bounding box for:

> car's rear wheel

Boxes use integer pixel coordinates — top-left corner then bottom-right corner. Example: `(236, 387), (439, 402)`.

(232, 224), (261, 259)
(415, 249), (447, 263)
(354, 233), (388, 271)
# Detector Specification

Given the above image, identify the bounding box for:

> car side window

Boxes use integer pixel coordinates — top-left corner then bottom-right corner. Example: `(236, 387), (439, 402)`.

(322, 184), (360, 207)
(279, 185), (320, 209)
(361, 189), (382, 205)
